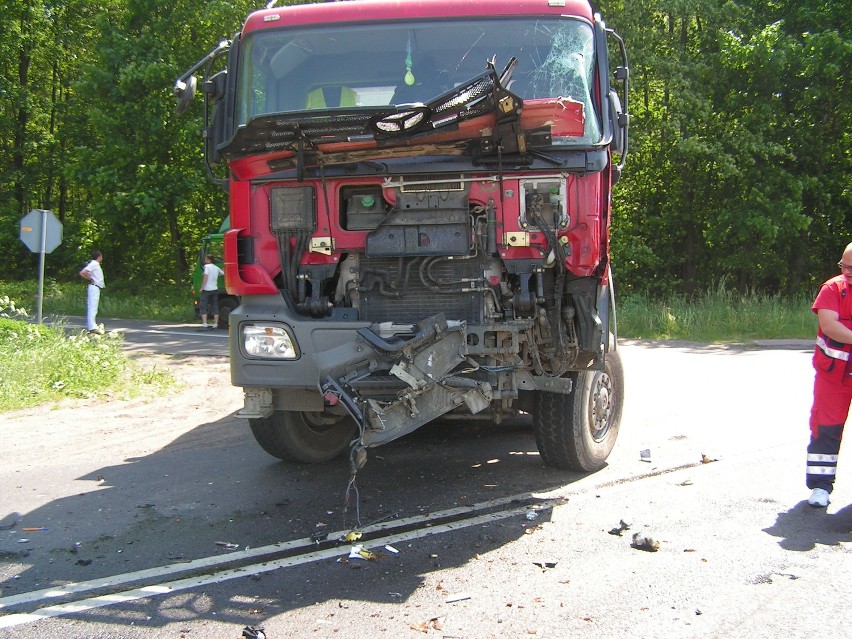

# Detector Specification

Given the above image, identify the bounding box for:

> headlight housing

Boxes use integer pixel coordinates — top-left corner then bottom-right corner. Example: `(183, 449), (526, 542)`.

(242, 323), (299, 359)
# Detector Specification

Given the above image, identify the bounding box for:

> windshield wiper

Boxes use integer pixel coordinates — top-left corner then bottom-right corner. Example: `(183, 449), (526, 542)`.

(220, 58), (527, 164)
(368, 58), (523, 140)
(220, 109), (385, 160)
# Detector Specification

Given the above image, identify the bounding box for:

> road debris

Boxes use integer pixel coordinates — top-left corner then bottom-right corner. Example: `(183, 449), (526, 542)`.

(411, 617), (443, 633)
(76, 558), (92, 566)
(343, 531), (363, 542)
(242, 626), (266, 639)
(446, 592), (471, 603)
(214, 541), (240, 550)
(21, 527), (48, 532)
(384, 544), (399, 554)
(608, 519), (631, 536)
(701, 453), (718, 464)
(310, 530), (329, 545)
(639, 448), (652, 462)
(525, 510), (539, 521)
(349, 544), (380, 560)
(631, 532), (661, 552)
(532, 561), (558, 571)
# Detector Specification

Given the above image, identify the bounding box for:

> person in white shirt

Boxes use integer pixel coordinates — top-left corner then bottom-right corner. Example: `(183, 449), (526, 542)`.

(198, 254), (225, 330)
(79, 250), (105, 333)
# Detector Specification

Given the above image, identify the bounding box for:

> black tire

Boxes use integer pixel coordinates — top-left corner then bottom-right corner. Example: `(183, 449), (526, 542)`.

(217, 296), (238, 329)
(533, 347), (624, 472)
(249, 410), (357, 463)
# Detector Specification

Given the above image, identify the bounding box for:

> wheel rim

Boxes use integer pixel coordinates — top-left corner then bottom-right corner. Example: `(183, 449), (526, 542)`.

(588, 371), (614, 442)
(301, 411), (346, 435)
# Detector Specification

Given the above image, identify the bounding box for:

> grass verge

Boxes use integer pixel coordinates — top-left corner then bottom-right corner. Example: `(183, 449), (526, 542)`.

(618, 284), (816, 342)
(0, 295), (175, 412)
(1, 279), (195, 323)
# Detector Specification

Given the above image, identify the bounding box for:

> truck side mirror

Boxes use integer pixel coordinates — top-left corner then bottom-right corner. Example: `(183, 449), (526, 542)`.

(203, 71), (228, 106)
(174, 75), (197, 116)
(608, 90), (625, 155)
(206, 106), (225, 168)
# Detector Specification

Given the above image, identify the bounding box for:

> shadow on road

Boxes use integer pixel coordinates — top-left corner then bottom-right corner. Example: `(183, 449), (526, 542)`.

(763, 501), (852, 551)
(0, 411), (586, 631)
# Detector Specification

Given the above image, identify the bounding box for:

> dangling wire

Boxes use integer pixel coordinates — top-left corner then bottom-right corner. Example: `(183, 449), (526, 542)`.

(343, 473), (362, 531)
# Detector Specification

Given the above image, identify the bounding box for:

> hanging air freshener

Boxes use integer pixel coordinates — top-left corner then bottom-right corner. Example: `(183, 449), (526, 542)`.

(404, 35), (415, 86)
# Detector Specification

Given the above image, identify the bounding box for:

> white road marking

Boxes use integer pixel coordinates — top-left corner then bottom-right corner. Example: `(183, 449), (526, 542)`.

(0, 494), (560, 629)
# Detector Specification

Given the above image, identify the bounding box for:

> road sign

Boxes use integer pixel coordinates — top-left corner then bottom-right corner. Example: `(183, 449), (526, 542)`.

(19, 209), (63, 254)
(19, 209), (63, 324)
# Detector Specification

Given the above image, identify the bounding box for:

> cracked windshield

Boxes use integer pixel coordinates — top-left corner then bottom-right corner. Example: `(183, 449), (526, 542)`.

(237, 17), (601, 144)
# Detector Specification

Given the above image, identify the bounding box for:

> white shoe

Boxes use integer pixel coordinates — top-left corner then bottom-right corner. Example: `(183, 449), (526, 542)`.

(808, 488), (829, 508)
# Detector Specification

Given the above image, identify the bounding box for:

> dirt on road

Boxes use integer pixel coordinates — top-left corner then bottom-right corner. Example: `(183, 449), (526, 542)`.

(1, 354), (244, 474)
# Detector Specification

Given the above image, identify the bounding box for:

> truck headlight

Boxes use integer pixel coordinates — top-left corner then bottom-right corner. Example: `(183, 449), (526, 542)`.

(242, 323), (299, 359)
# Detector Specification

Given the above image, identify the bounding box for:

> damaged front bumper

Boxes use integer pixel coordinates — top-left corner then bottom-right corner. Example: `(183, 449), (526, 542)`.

(231, 303), (571, 449)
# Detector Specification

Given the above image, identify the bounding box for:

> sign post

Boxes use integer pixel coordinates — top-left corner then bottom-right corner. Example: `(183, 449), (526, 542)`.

(19, 209), (63, 324)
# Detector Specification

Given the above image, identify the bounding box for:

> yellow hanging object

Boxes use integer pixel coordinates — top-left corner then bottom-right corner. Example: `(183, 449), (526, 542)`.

(404, 36), (415, 86)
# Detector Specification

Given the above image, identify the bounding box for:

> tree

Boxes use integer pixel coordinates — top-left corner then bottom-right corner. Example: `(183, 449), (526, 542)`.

(604, 0), (850, 297)
(71, 0), (255, 287)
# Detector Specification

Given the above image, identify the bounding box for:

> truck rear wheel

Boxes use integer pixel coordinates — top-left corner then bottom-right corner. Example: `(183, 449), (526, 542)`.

(249, 410), (357, 463)
(533, 348), (624, 472)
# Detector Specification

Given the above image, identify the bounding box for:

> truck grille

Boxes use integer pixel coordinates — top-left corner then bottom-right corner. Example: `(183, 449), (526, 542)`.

(399, 174), (464, 192)
(359, 256), (482, 325)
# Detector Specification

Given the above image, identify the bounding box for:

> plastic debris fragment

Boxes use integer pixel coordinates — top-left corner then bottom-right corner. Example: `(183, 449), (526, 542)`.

(349, 544), (379, 560)
(608, 519), (631, 536)
(631, 532), (660, 552)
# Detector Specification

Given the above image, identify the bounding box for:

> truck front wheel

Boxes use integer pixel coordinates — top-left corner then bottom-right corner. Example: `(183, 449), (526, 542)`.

(249, 410), (357, 463)
(533, 348), (624, 472)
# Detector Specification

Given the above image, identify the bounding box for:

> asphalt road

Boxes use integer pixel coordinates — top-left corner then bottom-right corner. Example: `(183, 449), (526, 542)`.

(45, 316), (230, 357)
(1, 327), (850, 639)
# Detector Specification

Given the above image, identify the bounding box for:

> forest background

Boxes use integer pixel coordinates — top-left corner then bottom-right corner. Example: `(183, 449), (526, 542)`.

(0, 0), (849, 301)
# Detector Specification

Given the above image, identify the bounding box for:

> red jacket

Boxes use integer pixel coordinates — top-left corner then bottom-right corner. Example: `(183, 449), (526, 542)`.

(812, 275), (852, 382)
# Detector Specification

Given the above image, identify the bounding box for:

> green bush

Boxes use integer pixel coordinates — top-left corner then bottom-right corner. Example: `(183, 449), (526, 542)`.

(0, 294), (174, 412)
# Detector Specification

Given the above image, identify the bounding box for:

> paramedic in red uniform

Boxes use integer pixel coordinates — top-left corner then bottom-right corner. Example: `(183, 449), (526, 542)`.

(807, 242), (852, 507)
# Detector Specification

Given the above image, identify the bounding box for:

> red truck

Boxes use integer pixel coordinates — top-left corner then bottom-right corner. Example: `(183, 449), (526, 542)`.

(175, 0), (629, 474)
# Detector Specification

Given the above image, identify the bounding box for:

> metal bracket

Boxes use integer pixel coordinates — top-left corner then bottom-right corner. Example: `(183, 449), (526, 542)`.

(236, 388), (274, 419)
(310, 236), (334, 255)
(504, 232), (530, 247)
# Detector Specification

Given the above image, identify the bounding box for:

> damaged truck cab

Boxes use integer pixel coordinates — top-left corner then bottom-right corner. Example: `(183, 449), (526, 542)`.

(175, 0), (629, 473)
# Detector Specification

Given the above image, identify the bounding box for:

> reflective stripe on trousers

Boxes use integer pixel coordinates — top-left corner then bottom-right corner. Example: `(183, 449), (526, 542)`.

(806, 425), (842, 492)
